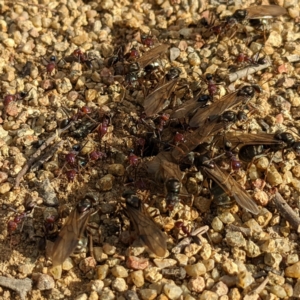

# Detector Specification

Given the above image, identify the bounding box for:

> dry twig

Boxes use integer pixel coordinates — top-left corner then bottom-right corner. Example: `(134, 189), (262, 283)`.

(0, 276), (32, 300)
(273, 192), (300, 233)
(227, 62), (271, 83)
(14, 124), (72, 188)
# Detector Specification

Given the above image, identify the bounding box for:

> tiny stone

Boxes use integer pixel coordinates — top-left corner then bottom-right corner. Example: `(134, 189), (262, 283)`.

(19, 264), (34, 275)
(111, 266), (128, 278)
(93, 247), (108, 262)
(203, 259), (215, 272)
(79, 257), (96, 273)
(209, 232), (223, 244)
(100, 288), (115, 300)
(266, 166), (283, 186)
(174, 254), (188, 266)
(211, 217), (224, 232)
(90, 280), (104, 294)
(107, 164), (125, 176)
(126, 256), (149, 270)
(266, 31), (282, 47)
(222, 260), (238, 275)
(96, 264), (109, 280)
(163, 283), (183, 300)
(293, 280), (300, 297)
(124, 290), (140, 300)
(0, 172), (8, 184)
(5, 102), (19, 117)
(285, 261), (300, 278)
(131, 270), (144, 287)
(139, 289), (157, 300)
(200, 243), (211, 260)
(256, 208), (272, 227)
(256, 157), (269, 170)
(187, 276), (205, 293)
(185, 262), (206, 277)
(0, 182), (12, 194)
(102, 243), (116, 255)
(287, 253), (299, 265)
(225, 231), (246, 248)
(75, 294), (88, 300)
(36, 273), (55, 290)
(184, 295), (196, 300)
(97, 174), (114, 191)
(153, 258), (177, 269)
(199, 291), (218, 300)
(111, 278), (127, 292)
(62, 258), (74, 271)
(268, 285), (287, 298)
(264, 252), (282, 268)
(237, 271), (254, 289)
(252, 190), (268, 206)
(170, 47), (180, 61)
(188, 52), (201, 66)
(144, 267), (162, 283)
(245, 240), (261, 258)
(212, 281), (229, 296)
(85, 89), (98, 102)
(218, 212), (235, 224)
(55, 78), (73, 94)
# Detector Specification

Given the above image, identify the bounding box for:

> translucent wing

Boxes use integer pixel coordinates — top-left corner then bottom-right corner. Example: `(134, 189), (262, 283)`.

(125, 203), (167, 257)
(52, 208), (93, 266)
(137, 44), (169, 69)
(202, 164), (259, 214)
(144, 79), (178, 117)
(171, 98), (205, 119)
(246, 5), (287, 19)
(225, 132), (284, 148)
(189, 90), (242, 127)
(171, 119), (225, 161)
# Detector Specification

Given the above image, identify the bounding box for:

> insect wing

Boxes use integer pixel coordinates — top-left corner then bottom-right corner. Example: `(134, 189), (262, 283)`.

(51, 207), (93, 266)
(225, 132), (285, 148)
(189, 90), (241, 127)
(144, 78), (178, 117)
(246, 5), (287, 19)
(202, 164), (259, 214)
(171, 119), (225, 161)
(171, 98), (205, 119)
(125, 204), (167, 257)
(137, 44), (169, 69)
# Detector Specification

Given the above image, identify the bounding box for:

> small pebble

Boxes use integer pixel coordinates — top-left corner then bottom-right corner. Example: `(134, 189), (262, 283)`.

(36, 273), (55, 290)
(212, 281), (229, 296)
(199, 291), (218, 300)
(245, 240), (261, 258)
(131, 270), (144, 287)
(264, 252), (282, 268)
(90, 280), (104, 294)
(187, 277), (205, 293)
(211, 217), (224, 232)
(144, 267), (162, 283)
(285, 261), (300, 278)
(237, 271), (254, 289)
(139, 289), (157, 300)
(111, 277), (127, 292)
(124, 290), (140, 300)
(97, 174), (114, 191)
(79, 257), (96, 274)
(188, 52), (200, 66)
(111, 266), (128, 278)
(163, 283), (183, 300)
(185, 262), (206, 277)
(170, 47), (180, 61)
(126, 256), (149, 270)
(218, 212), (235, 224)
(174, 254), (188, 266)
(107, 164), (125, 176)
(222, 260), (238, 275)
(225, 231), (246, 248)
(153, 258), (177, 269)
(102, 243), (116, 255)
(96, 264), (109, 280)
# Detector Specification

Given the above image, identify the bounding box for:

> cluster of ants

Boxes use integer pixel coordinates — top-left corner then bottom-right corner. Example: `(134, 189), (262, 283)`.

(6, 4), (298, 265)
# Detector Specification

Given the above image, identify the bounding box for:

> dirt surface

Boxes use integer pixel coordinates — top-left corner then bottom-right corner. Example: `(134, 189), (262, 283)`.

(0, 0), (300, 299)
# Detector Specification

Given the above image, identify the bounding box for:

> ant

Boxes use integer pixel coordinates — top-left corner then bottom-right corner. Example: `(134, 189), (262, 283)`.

(7, 202), (36, 247)
(3, 90), (30, 106)
(70, 48), (94, 69)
